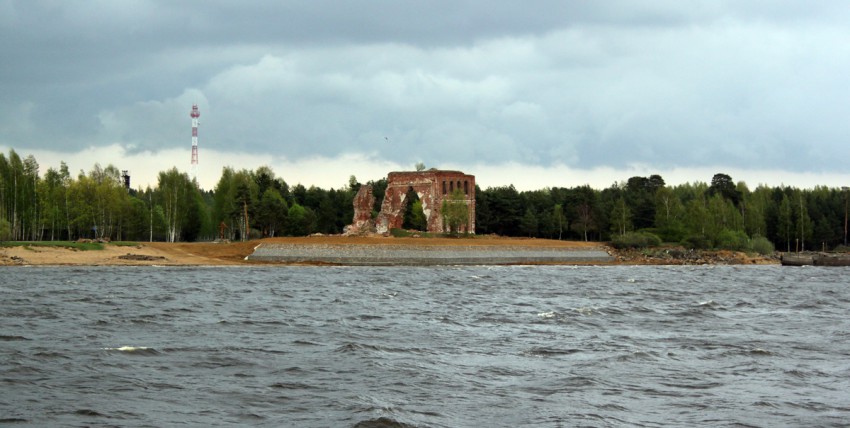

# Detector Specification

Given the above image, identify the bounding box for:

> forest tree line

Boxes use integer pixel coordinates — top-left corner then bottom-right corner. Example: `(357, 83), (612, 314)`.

(1, 149), (848, 252)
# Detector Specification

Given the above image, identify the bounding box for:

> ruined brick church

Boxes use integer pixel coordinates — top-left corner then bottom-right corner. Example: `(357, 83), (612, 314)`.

(344, 169), (476, 235)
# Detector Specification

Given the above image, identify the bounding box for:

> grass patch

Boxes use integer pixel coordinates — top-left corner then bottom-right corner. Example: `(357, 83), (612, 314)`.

(110, 241), (140, 247)
(0, 241), (105, 251)
(390, 229), (435, 238)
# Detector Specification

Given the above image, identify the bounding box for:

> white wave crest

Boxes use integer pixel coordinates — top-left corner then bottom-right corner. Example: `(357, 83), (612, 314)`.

(103, 346), (151, 352)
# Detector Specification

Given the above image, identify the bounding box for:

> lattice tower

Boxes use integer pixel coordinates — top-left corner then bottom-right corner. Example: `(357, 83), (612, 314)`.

(190, 104), (200, 181)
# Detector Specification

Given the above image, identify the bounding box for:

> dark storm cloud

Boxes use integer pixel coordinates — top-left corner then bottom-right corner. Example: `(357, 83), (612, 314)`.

(2, 0), (850, 176)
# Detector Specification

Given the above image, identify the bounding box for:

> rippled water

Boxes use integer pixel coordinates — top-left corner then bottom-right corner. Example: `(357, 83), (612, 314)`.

(2, 265), (849, 427)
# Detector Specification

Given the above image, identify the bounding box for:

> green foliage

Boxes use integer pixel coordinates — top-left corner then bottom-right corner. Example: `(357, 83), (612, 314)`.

(0, 241), (104, 251)
(611, 231), (662, 249)
(286, 203), (316, 236)
(552, 203), (566, 240)
(368, 178), (387, 213)
(707, 173), (742, 206)
(441, 189), (470, 235)
(151, 205), (167, 241)
(683, 198), (709, 239)
(390, 228), (414, 237)
(566, 185), (599, 241)
(157, 167), (203, 242)
(652, 223), (688, 243)
(4, 148), (850, 250)
(61, 163), (137, 241)
(750, 236), (775, 255)
(0, 217), (11, 241)
(401, 188), (425, 230)
(390, 228), (431, 238)
(520, 208), (538, 237)
(256, 188), (288, 237)
(476, 185), (521, 236)
(403, 199), (427, 231)
(794, 192), (814, 251)
(654, 187), (683, 230)
(609, 197), (632, 236)
(716, 229), (750, 251)
(682, 234), (712, 250)
(776, 193), (793, 252)
(624, 175), (661, 229)
(0, 151), (42, 240)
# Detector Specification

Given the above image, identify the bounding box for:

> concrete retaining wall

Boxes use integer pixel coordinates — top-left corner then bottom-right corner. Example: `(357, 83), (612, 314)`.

(247, 243), (613, 266)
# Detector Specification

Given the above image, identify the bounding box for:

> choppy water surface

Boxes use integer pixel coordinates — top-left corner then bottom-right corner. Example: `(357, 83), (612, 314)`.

(2, 265), (849, 427)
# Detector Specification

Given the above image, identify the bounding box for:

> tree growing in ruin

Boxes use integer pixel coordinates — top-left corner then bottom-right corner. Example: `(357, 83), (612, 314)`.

(441, 189), (470, 235)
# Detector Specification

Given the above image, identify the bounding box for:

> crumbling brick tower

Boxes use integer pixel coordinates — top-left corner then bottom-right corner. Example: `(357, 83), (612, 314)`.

(376, 170), (475, 234)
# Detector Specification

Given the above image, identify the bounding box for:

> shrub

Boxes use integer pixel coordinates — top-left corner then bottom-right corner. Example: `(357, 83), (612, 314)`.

(750, 236), (775, 255)
(611, 231), (662, 249)
(654, 224), (688, 243)
(389, 228), (446, 238)
(716, 229), (749, 251)
(681, 234), (711, 250)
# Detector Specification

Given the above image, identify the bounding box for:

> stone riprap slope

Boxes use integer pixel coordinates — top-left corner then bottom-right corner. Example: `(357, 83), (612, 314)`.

(246, 243), (613, 265)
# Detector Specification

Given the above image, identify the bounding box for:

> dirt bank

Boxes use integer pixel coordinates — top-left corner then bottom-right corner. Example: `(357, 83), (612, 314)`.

(611, 247), (779, 265)
(0, 242), (240, 266)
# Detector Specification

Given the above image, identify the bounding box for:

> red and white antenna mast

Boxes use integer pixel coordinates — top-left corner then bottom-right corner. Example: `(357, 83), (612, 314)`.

(190, 104), (200, 181)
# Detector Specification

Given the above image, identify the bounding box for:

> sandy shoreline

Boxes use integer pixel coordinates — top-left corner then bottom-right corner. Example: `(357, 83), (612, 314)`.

(0, 243), (228, 266)
(0, 236), (776, 266)
(0, 236), (612, 267)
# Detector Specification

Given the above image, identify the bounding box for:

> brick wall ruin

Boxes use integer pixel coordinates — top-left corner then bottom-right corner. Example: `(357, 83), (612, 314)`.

(343, 169), (476, 236)
(342, 184), (377, 235)
(375, 170), (475, 234)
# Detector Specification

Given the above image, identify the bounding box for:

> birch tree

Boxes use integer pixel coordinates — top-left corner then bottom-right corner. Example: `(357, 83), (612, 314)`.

(777, 194), (793, 252)
(610, 197), (632, 236)
(157, 168), (194, 242)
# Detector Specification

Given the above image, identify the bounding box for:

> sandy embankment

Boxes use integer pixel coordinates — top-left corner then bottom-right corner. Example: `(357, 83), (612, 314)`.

(0, 241), (253, 266)
(0, 236), (611, 266)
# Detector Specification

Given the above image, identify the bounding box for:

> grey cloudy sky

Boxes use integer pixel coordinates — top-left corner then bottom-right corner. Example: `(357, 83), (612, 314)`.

(2, 0), (849, 190)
